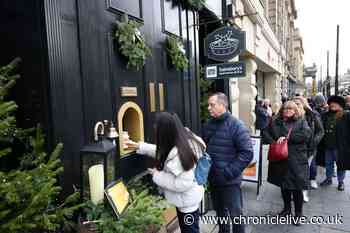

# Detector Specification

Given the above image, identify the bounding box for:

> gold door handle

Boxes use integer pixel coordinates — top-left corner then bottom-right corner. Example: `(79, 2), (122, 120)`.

(149, 83), (156, 112)
(159, 83), (165, 111)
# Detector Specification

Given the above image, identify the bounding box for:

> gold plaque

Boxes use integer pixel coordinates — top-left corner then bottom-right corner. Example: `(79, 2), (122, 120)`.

(105, 180), (130, 217)
(121, 87), (137, 97)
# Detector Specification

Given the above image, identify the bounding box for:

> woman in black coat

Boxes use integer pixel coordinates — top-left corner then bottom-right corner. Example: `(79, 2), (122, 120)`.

(263, 101), (312, 221)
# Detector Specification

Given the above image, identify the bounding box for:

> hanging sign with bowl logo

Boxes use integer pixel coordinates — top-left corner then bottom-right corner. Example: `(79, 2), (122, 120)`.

(204, 26), (246, 62)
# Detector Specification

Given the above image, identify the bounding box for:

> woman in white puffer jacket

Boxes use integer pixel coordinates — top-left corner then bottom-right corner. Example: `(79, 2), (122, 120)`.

(126, 112), (205, 233)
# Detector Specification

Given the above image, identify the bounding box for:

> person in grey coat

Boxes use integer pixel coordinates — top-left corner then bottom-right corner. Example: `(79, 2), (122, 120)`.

(293, 96), (324, 201)
(263, 101), (312, 225)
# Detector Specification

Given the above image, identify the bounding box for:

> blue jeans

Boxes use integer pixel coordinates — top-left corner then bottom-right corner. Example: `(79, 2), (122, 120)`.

(309, 156), (317, 180)
(325, 149), (346, 182)
(211, 184), (244, 233)
(176, 208), (200, 233)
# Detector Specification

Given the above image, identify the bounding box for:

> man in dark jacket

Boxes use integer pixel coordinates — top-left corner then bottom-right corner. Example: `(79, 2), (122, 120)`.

(202, 92), (253, 233)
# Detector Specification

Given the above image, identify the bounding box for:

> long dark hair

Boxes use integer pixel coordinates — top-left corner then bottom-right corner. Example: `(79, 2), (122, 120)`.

(155, 112), (199, 171)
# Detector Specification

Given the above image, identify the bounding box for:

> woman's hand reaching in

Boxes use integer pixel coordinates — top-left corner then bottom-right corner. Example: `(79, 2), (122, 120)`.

(276, 136), (286, 144)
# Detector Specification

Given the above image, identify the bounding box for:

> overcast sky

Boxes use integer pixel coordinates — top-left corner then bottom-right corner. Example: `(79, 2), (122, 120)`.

(295, 0), (350, 81)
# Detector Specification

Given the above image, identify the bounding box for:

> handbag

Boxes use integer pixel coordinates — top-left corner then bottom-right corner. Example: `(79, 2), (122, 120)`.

(268, 128), (292, 161)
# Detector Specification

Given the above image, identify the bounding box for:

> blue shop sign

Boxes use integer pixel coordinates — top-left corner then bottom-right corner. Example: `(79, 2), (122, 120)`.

(205, 62), (246, 80)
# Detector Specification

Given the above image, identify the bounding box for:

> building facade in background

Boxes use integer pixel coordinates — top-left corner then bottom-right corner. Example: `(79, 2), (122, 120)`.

(212, 0), (304, 132)
(292, 28), (306, 95)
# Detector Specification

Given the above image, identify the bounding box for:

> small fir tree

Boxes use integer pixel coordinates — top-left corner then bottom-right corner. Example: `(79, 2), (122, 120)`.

(0, 58), (82, 233)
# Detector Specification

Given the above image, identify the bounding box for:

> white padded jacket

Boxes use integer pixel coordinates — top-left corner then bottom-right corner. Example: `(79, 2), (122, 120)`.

(137, 137), (205, 213)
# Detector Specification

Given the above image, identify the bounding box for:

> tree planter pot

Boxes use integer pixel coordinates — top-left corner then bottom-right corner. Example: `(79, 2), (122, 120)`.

(77, 207), (179, 233)
(143, 224), (161, 233)
(77, 221), (177, 233)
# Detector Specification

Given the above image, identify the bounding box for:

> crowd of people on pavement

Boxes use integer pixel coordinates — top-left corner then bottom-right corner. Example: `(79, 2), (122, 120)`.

(257, 93), (350, 227)
(125, 92), (350, 233)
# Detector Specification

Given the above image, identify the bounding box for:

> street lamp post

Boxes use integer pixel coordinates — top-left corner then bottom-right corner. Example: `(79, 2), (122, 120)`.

(326, 51), (331, 97)
(335, 25), (340, 95)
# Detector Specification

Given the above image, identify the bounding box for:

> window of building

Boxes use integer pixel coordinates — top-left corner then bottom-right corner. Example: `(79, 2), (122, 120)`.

(107, 0), (143, 20)
(225, 0), (236, 18)
(205, 0), (222, 17)
(256, 71), (266, 99)
(161, 0), (181, 36)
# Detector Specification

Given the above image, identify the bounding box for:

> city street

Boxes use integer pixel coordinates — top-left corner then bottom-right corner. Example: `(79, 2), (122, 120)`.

(1, 1), (350, 233)
(201, 146), (350, 233)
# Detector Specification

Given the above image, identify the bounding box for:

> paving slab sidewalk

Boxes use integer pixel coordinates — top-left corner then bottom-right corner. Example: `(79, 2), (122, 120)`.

(200, 146), (350, 233)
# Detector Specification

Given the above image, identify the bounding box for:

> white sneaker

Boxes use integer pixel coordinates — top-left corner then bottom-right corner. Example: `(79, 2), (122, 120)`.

(310, 180), (318, 189)
(303, 190), (309, 203)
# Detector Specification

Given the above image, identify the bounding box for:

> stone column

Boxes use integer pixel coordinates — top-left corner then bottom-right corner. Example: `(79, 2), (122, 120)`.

(229, 57), (240, 118)
(265, 72), (282, 105)
(229, 79), (240, 118)
(236, 58), (258, 133)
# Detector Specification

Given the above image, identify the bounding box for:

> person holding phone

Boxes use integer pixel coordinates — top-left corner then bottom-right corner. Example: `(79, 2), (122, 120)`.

(126, 112), (205, 233)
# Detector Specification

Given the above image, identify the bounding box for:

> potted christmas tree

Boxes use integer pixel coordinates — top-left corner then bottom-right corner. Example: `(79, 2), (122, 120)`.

(0, 58), (82, 233)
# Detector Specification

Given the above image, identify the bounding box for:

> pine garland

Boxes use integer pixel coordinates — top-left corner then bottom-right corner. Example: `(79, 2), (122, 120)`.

(114, 14), (151, 71)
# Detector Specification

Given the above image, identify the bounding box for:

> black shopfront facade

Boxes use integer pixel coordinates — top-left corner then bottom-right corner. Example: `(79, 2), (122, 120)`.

(0, 0), (201, 195)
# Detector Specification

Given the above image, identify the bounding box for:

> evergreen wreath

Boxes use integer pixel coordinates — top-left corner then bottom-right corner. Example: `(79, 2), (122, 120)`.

(114, 14), (151, 71)
(166, 36), (189, 71)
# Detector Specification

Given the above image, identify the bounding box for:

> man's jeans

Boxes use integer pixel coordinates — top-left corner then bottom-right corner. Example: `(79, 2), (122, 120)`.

(211, 184), (244, 233)
(325, 149), (346, 182)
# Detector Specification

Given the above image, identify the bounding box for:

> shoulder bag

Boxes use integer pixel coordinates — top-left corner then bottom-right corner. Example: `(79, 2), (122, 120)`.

(268, 128), (292, 161)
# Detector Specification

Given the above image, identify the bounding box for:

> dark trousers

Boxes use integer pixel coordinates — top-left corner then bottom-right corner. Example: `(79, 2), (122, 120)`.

(309, 156), (317, 180)
(176, 208), (200, 233)
(281, 188), (303, 214)
(211, 184), (244, 233)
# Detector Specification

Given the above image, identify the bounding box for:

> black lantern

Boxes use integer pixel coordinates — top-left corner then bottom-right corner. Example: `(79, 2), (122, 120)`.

(80, 121), (118, 200)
